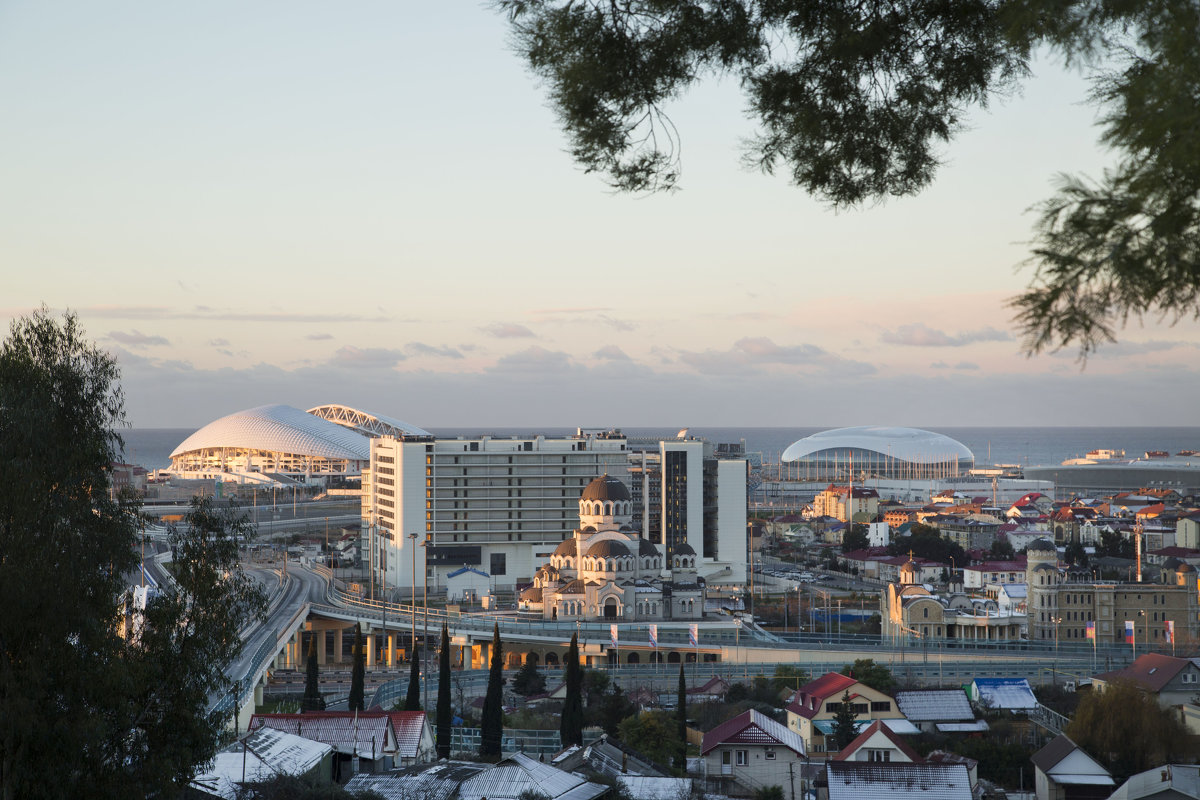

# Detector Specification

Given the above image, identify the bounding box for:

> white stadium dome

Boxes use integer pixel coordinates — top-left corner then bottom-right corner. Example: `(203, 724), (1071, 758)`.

(168, 403), (427, 485)
(782, 426), (974, 480)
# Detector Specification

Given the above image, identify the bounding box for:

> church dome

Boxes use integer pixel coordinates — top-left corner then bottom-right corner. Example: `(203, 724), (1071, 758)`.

(1178, 562), (1196, 573)
(581, 475), (631, 502)
(637, 538), (659, 556)
(587, 540), (632, 558)
(553, 538), (578, 557)
(674, 541), (696, 556)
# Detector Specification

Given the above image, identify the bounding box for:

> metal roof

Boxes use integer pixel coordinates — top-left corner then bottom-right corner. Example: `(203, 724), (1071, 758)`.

(616, 777), (691, 800)
(385, 711), (430, 758)
(826, 762), (972, 800)
(970, 678), (1038, 710)
(306, 404), (430, 438)
(248, 712), (395, 759)
(701, 709), (806, 756)
(782, 426), (974, 464)
(459, 752), (591, 800)
(171, 404), (370, 461)
(190, 727), (332, 799)
(345, 761), (489, 800)
(895, 690), (975, 722)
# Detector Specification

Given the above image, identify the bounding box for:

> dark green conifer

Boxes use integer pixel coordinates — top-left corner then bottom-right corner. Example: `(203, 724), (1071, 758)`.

(348, 623), (365, 712)
(480, 624), (505, 758)
(560, 633), (584, 747)
(405, 645), (421, 711)
(301, 635), (325, 712)
(436, 624), (452, 759)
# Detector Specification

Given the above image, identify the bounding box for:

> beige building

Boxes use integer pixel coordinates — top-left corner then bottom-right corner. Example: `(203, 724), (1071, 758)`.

(814, 485), (880, 523)
(785, 673), (904, 756)
(880, 559), (1025, 642)
(1025, 538), (1200, 646)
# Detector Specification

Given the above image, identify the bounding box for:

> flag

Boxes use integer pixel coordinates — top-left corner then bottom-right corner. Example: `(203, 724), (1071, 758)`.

(1167, 620), (1176, 644)
(649, 624), (658, 649)
(689, 623), (699, 647)
(1125, 620), (1135, 644)
(610, 624), (618, 649)
(1085, 621), (1095, 640)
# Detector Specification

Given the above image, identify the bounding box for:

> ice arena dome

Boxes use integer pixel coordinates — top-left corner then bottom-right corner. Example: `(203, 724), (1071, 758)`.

(168, 403), (429, 485)
(782, 426), (974, 481)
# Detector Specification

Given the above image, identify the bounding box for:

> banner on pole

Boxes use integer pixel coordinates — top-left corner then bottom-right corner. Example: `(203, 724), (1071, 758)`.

(610, 624), (618, 649)
(689, 624), (699, 647)
(649, 624), (658, 649)
(1125, 620), (1135, 644)
(1167, 620), (1176, 644)
(1085, 621), (1095, 640)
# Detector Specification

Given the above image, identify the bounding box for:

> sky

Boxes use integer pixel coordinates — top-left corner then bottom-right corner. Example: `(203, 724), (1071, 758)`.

(3, 2), (1198, 429)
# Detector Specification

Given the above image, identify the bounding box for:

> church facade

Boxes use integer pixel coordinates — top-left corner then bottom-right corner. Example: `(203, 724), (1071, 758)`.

(519, 475), (705, 622)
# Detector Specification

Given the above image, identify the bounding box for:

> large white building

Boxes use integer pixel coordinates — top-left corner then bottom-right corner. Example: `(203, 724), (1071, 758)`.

(364, 430), (748, 592)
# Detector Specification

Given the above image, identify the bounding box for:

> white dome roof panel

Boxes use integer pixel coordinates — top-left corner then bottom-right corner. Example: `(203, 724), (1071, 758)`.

(171, 404), (371, 461)
(782, 426), (973, 464)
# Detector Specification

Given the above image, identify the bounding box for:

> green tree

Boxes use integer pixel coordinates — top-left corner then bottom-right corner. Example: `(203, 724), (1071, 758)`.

(888, 525), (966, 567)
(436, 624), (452, 759)
(989, 538), (1016, 560)
(497, 0), (1200, 356)
(675, 665), (688, 771)
(512, 658), (547, 697)
(830, 689), (859, 752)
(754, 788), (784, 800)
(1066, 679), (1197, 782)
(480, 625), (505, 758)
(348, 623), (365, 712)
(596, 684), (636, 738)
(1064, 540), (1089, 567)
(560, 633), (584, 747)
(771, 664), (809, 693)
(841, 525), (870, 553)
(841, 659), (897, 696)
(0, 311), (271, 799)
(302, 635), (326, 712)
(617, 712), (683, 770)
(405, 646), (422, 711)
(583, 668), (611, 707)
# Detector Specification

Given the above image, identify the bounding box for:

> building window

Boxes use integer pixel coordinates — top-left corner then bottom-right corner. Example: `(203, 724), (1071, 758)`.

(491, 553), (506, 576)
(765, 749), (777, 761)
(868, 749), (891, 762)
(735, 750), (748, 766)
(870, 701), (891, 713)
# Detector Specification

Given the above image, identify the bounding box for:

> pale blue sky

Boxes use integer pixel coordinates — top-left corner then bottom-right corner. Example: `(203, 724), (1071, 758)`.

(3, 2), (1197, 428)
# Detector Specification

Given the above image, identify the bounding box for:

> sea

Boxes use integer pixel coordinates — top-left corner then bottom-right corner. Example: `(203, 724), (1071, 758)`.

(120, 426), (1200, 472)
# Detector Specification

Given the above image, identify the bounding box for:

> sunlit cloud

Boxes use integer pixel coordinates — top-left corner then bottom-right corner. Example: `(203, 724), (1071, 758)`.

(108, 329), (169, 347)
(327, 345), (406, 369)
(482, 322), (536, 339)
(593, 345), (631, 361)
(881, 323), (1012, 347)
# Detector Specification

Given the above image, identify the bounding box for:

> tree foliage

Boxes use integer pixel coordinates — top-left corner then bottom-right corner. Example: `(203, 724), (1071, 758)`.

(302, 636), (326, 712)
(437, 624), (452, 759)
(560, 633), (585, 747)
(617, 712), (684, 770)
(888, 524), (966, 567)
(841, 525), (870, 553)
(675, 665), (688, 771)
(842, 658), (897, 696)
(480, 625), (505, 757)
(497, 0), (1200, 356)
(1066, 678), (1198, 782)
(830, 689), (859, 752)
(349, 623), (365, 712)
(512, 658), (547, 696)
(0, 309), (265, 799)
(405, 645), (422, 711)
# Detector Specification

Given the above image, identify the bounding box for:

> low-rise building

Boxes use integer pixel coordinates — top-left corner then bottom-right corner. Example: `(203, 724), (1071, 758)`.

(1030, 734), (1114, 800)
(785, 673), (904, 756)
(700, 709), (807, 795)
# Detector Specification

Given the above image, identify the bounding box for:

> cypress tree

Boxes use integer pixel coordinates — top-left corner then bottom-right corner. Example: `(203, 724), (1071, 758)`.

(436, 624), (452, 759)
(480, 624), (504, 757)
(405, 645), (421, 711)
(348, 623), (365, 712)
(560, 633), (584, 747)
(301, 635), (325, 711)
(675, 665), (688, 771)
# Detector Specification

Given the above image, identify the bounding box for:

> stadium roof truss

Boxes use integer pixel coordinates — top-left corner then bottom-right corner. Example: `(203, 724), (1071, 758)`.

(306, 404), (431, 439)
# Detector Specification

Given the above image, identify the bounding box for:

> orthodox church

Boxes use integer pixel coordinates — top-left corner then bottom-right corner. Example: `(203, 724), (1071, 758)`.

(519, 475), (704, 622)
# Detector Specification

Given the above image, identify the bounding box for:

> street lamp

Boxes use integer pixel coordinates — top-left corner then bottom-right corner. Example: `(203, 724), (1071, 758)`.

(1051, 615), (1062, 684)
(408, 533), (418, 668)
(421, 534), (430, 712)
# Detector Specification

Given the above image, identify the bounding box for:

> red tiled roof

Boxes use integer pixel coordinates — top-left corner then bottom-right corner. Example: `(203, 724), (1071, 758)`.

(834, 720), (923, 763)
(701, 709), (806, 756)
(1094, 653), (1191, 693)
(787, 673), (858, 719)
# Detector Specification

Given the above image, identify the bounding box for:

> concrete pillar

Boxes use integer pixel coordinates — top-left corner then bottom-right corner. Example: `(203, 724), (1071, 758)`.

(317, 630), (327, 666)
(366, 633), (376, 667)
(334, 628), (344, 664)
(387, 633), (395, 668)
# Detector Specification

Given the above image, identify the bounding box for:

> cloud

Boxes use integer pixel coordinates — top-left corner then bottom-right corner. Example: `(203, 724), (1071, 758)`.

(593, 345), (631, 361)
(881, 323), (1012, 347)
(77, 304), (391, 324)
(482, 322), (535, 339)
(1049, 339), (1198, 359)
(306, 333), (333, 341)
(405, 342), (463, 359)
(327, 345), (406, 369)
(108, 329), (169, 348)
(676, 337), (876, 376)
(490, 346), (573, 373)
(931, 361), (980, 370)
(529, 308), (635, 332)
(209, 338), (230, 347)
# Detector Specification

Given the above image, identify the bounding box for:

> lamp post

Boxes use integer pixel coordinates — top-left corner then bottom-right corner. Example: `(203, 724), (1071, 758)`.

(408, 533), (418, 664)
(949, 556), (956, 589)
(1051, 615), (1062, 684)
(421, 534), (430, 712)
(1135, 609), (1146, 658)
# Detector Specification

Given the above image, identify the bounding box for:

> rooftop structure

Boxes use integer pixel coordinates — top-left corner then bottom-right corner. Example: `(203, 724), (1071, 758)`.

(782, 426), (974, 482)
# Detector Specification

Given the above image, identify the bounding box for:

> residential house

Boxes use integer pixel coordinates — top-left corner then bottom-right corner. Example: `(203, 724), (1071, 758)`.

(1092, 653), (1200, 710)
(1108, 764), (1200, 800)
(833, 720), (922, 763)
(701, 709), (808, 796)
(384, 711), (435, 766)
(785, 673), (904, 755)
(190, 727), (333, 799)
(1030, 734), (1114, 800)
(968, 678), (1038, 711)
(345, 761), (489, 800)
(963, 560), (1027, 590)
(248, 711), (397, 778)
(458, 752), (610, 800)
